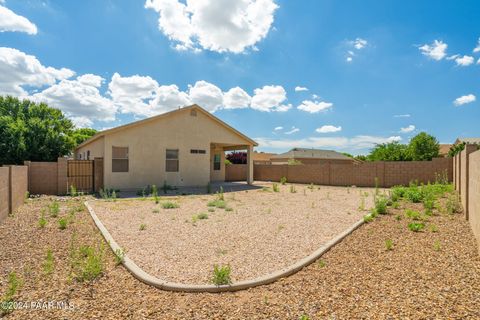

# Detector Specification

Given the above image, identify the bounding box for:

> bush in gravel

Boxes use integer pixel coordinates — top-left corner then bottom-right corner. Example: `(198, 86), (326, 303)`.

(318, 260), (326, 268)
(225, 207), (233, 212)
(161, 201), (179, 209)
(405, 188), (422, 203)
(385, 239), (394, 251)
(139, 224), (147, 231)
(212, 265), (232, 285)
(114, 248), (125, 266)
(405, 209), (421, 220)
(38, 214), (47, 228)
(208, 207), (215, 212)
(363, 213), (374, 223)
(290, 185), (296, 193)
(70, 185), (78, 197)
(445, 194), (462, 214)
(71, 245), (105, 282)
(152, 208), (160, 213)
(43, 249), (55, 275)
(433, 240), (442, 251)
(58, 218), (68, 230)
(391, 186), (406, 202)
(299, 315), (311, 320)
(0, 272), (21, 316)
(152, 185), (159, 204)
(374, 196), (388, 215)
(218, 186), (224, 201)
(280, 176), (287, 185)
(207, 199), (226, 209)
(429, 224), (438, 233)
(408, 222), (425, 232)
(49, 201), (60, 217)
(192, 213), (209, 224)
(272, 183), (280, 192)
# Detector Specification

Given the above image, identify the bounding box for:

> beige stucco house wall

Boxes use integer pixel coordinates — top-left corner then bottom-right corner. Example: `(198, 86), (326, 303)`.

(75, 105), (257, 190)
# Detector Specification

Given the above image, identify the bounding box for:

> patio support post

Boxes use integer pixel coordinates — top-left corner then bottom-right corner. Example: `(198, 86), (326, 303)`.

(247, 145), (254, 184)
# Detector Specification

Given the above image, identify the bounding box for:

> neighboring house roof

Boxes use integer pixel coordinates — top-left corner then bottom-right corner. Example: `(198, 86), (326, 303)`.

(439, 144), (452, 156)
(253, 151), (276, 161)
(76, 104), (258, 150)
(455, 137), (480, 145)
(271, 148), (353, 161)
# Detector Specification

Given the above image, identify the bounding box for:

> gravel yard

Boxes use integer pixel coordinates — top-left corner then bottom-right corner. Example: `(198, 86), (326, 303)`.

(89, 183), (376, 284)
(1, 185), (480, 319)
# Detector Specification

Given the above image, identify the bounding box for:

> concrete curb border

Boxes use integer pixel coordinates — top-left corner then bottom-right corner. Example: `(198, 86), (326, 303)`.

(85, 201), (364, 293)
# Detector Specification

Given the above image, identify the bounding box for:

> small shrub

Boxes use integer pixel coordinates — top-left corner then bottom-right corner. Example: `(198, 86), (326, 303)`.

(433, 240), (442, 251)
(24, 191), (30, 203)
(162, 201), (179, 209)
(139, 224), (147, 231)
(280, 176), (287, 185)
(114, 248), (125, 266)
(272, 183), (279, 192)
(58, 218), (68, 230)
(152, 208), (160, 213)
(218, 186), (224, 200)
(70, 185), (78, 197)
(261, 187), (271, 192)
(38, 215), (47, 228)
(318, 260), (326, 268)
(152, 184), (159, 204)
(212, 265), (232, 285)
(363, 214), (374, 223)
(197, 212), (209, 220)
(358, 196), (366, 211)
(385, 239), (394, 250)
(43, 249), (55, 275)
(395, 214), (402, 221)
(49, 201), (60, 217)
(207, 199), (226, 209)
(0, 272), (21, 315)
(445, 194), (462, 214)
(405, 188), (422, 203)
(405, 209), (421, 220)
(111, 190), (117, 201)
(408, 222), (425, 232)
(208, 207), (215, 212)
(71, 245), (104, 282)
(392, 201), (400, 209)
(429, 224), (438, 233)
(225, 207), (233, 212)
(374, 196), (388, 215)
(290, 185), (296, 193)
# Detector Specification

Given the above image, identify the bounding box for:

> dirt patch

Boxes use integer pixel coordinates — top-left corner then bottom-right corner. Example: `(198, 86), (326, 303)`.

(89, 183), (375, 284)
(1, 189), (479, 319)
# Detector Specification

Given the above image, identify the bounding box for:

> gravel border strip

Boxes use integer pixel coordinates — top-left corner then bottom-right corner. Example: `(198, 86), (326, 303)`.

(85, 201), (364, 293)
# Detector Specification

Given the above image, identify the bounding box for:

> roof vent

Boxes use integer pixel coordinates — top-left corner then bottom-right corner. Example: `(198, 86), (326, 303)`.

(190, 109), (197, 117)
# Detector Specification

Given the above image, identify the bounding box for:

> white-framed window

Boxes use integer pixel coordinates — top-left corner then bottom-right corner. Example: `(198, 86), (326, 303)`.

(112, 146), (129, 172)
(166, 149), (179, 172)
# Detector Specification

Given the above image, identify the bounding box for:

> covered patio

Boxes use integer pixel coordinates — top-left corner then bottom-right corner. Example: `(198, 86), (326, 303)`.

(210, 143), (255, 185)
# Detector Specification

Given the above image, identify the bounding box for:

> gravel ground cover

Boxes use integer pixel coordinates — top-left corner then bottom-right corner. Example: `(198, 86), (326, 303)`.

(89, 183), (376, 284)
(1, 185), (479, 319)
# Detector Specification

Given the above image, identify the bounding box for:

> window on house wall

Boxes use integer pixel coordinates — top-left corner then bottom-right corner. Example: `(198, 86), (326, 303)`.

(214, 154), (221, 170)
(190, 149), (206, 154)
(166, 149), (179, 172)
(112, 146), (129, 172)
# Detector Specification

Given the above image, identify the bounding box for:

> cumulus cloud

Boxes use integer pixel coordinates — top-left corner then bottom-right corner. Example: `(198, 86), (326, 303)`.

(316, 125), (342, 133)
(144, 0), (278, 53)
(454, 55), (474, 66)
(353, 38), (367, 50)
(223, 86), (251, 109)
(0, 4), (37, 34)
(0, 47), (74, 96)
(255, 135), (402, 151)
(187, 80), (224, 112)
(150, 84), (191, 113)
(70, 116), (94, 128)
(273, 126), (283, 131)
(297, 100), (333, 113)
(400, 125), (415, 133)
(33, 74), (117, 122)
(251, 85), (291, 112)
(453, 94), (476, 106)
(419, 40), (447, 61)
(284, 126), (299, 135)
(473, 38), (480, 53)
(294, 86), (308, 92)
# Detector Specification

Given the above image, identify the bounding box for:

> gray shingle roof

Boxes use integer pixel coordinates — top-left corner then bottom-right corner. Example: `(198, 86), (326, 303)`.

(271, 148), (352, 160)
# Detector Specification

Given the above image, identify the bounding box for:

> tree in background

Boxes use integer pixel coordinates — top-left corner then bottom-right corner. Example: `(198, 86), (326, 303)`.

(408, 132), (439, 161)
(367, 141), (411, 161)
(72, 128), (97, 146)
(448, 142), (465, 157)
(226, 151), (247, 164)
(0, 96), (95, 164)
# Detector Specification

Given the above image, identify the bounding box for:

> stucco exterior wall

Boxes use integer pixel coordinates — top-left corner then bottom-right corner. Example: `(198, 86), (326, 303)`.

(87, 108), (252, 190)
(468, 150), (480, 248)
(76, 136), (104, 160)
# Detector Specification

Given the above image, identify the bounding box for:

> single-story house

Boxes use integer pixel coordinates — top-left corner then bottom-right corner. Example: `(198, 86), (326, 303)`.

(75, 104), (257, 190)
(454, 138), (480, 145)
(270, 148), (356, 165)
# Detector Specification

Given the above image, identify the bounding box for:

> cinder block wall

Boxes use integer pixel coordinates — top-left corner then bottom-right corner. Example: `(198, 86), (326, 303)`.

(0, 167), (9, 222)
(468, 150), (480, 247)
(226, 158), (452, 187)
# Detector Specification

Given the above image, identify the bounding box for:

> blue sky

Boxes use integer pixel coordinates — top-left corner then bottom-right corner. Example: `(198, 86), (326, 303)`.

(1, 0), (479, 154)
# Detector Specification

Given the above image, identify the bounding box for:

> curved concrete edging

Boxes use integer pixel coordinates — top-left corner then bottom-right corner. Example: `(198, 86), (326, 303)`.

(85, 201), (364, 293)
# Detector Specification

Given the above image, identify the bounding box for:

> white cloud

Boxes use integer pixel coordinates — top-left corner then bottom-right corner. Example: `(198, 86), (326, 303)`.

(453, 94), (476, 106)
(454, 55), (474, 66)
(188, 80), (224, 112)
(273, 126), (283, 131)
(473, 38), (480, 53)
(144, 0), (279, 53)
(394, 114), (411, 118)
(346, 56), (353, 62)
(297, 100), (333, 113)
(251, 85), (291, 112)
(223, 86), (251, 109)
(255, 135), (402, 151)
(353, 38), (367, 50)
(0, 4), (37, 34)
(150, 84), (191, 113)
(70, 116), (94, 128)
(419, 40), (447, 61)
(33, 74), (117, 122)
(0, 47), (74, 96)
(284, 126), (299, 135)
(400, 125), (415, 133)
(316, 125), (342, 133)
(108, 72), (159, 116)
(294, 86), (308, 92)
